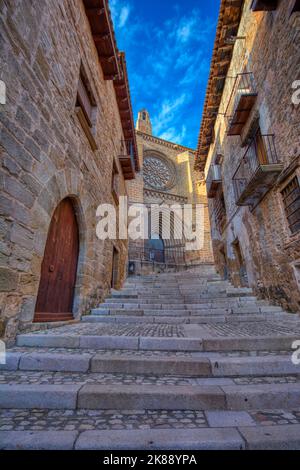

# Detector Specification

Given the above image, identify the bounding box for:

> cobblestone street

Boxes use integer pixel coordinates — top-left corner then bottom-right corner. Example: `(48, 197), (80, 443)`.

(1, 267), (300, 449)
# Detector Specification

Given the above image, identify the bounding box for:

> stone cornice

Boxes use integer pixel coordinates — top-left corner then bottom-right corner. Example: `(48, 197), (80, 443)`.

(136, 131), (196, 154)
(144, 188), (188, 203)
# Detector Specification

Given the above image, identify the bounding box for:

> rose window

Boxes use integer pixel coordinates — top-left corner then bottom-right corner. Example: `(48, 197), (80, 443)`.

(143, 156), (175, 190)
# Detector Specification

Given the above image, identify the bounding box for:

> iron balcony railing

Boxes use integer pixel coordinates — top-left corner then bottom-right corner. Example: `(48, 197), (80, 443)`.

(121, 139), (135, 166)
(232, 133), (280, 202)
(225, 72), (257, 129)
(118, 139), (136, 179)
(206, 164), (222, 198)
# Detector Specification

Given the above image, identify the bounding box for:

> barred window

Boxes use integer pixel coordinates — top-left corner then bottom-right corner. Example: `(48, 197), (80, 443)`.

(75, 65), (98, 150)
(291, 0), (300, 14)
(214, 193), (227, 234)
(112, 160), (119, 204)
(281, 176), (300, 234)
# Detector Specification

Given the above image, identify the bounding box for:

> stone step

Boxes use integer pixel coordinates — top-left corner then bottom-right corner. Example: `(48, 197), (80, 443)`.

(90, 355), (212, 375)
(98, 306), (280, 317)
(0, 383), (225, 410)
(101, 300), (242, 307)
(0, 428), (244, 450)
(16, 331), (299, 352)
(74, 425), (300, 450)
(16, 334), (204, 351)
(83, 314), (292, 325)
(1, 382), (299, 411)
(1, 407), (300, 450)
(2, 350), (298, 376)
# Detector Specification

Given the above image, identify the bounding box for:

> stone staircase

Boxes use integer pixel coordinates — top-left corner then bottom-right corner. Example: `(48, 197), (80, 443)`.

(1, 265), (300, 449)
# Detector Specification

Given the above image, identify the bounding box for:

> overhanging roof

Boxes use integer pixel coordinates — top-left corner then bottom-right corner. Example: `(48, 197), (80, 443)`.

(114, 52), (139, 171)
(83, 0), (138, 171)
(195, 0), (244, 170)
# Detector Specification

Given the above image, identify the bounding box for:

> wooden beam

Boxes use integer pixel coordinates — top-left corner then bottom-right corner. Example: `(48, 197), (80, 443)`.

(85, 7), (105, 16)
(100, 55), (115, 62)
(93, 33), (111, 42)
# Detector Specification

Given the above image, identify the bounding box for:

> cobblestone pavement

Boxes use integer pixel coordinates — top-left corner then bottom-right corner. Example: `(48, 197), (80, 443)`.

(202, 321), (300, 338)
(0, 371), (299, 386)
(25, 323), (185, 337)
(20, 320), (300, 339)
(1, 409), (300, 431)
(0, 410), (207, 431)
(7, 347), (194, 357)
(7, 347), (293, 357)
(249, 410), (300, 426)
(0, 371), (193, 386)
(233, 376), (299, 385)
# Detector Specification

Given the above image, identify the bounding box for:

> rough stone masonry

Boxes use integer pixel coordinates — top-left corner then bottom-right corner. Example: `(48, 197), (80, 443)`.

(0, 0), (136, 342)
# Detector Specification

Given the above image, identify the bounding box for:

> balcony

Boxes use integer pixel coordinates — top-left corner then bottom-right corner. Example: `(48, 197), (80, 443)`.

(206, 164), (222, 198)
(251, 0), (278, 11)
(225, 73), (257, 136)
(233, 133), (283, 208)
(119, 139), (135, 180)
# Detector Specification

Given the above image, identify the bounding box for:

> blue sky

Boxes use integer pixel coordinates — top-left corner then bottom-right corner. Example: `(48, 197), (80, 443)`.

(110, 0), (220, 149)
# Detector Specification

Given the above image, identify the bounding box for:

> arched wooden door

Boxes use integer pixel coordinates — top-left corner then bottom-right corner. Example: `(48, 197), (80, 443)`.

(34, 198), (79, 323)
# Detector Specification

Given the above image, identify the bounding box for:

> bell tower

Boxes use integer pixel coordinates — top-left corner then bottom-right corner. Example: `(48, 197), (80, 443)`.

(136, 109), (152, 135)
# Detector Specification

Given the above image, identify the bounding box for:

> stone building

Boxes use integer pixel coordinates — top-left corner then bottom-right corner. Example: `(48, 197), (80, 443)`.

(196, 0), (300, 311)
(0, 0), (139, 342)
(127, 110), (213, 272)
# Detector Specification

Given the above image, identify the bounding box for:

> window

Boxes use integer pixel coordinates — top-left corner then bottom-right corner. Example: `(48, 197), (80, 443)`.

(214, 192), (227, 234)
(251, 0), (278, 11)
(112, 161), (119, 204)
(291, 0), (300, 14)
(281, 176), (300, 234)
(255, 128), (268, 165)
(75, 66), (98, 150)
(292, 260), (300, 291)
(111, 247), (120, 289)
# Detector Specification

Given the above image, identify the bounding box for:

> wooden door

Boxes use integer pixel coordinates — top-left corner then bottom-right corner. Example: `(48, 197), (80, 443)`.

(34, 198), (79, 322)
(233, 239), (248, 287)
(256, 130), (268, 165)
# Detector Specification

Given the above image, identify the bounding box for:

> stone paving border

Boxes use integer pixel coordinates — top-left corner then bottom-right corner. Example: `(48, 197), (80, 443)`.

(1, 424), (300, 450)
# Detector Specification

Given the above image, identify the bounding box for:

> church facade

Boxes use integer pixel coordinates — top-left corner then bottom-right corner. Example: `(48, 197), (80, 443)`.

(127, 110), (213, 273)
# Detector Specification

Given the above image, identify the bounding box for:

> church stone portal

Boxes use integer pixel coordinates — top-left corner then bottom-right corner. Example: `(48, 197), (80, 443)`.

(126, 110), (213, 272)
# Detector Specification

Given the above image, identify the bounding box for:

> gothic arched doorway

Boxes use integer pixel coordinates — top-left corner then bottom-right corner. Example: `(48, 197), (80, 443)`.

(34, 198), (79, 322)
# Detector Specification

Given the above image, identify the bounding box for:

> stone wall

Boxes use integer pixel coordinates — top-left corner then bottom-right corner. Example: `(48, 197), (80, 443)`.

(0, 0), (129, 342)
(205, 0), (300, 311)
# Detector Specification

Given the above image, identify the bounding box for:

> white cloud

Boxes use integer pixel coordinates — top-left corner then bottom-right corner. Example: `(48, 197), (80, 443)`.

(159, 125), (187, 145)
(152, 94), (190, 142)
(177, 20), (194, 43)
(110, 0), (130, 29)
(179, 57), (209, 86)
(119, 5), (130, 28)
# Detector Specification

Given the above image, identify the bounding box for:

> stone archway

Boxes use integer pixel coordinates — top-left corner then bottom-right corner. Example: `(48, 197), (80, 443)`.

(34, 197), (80, 322)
